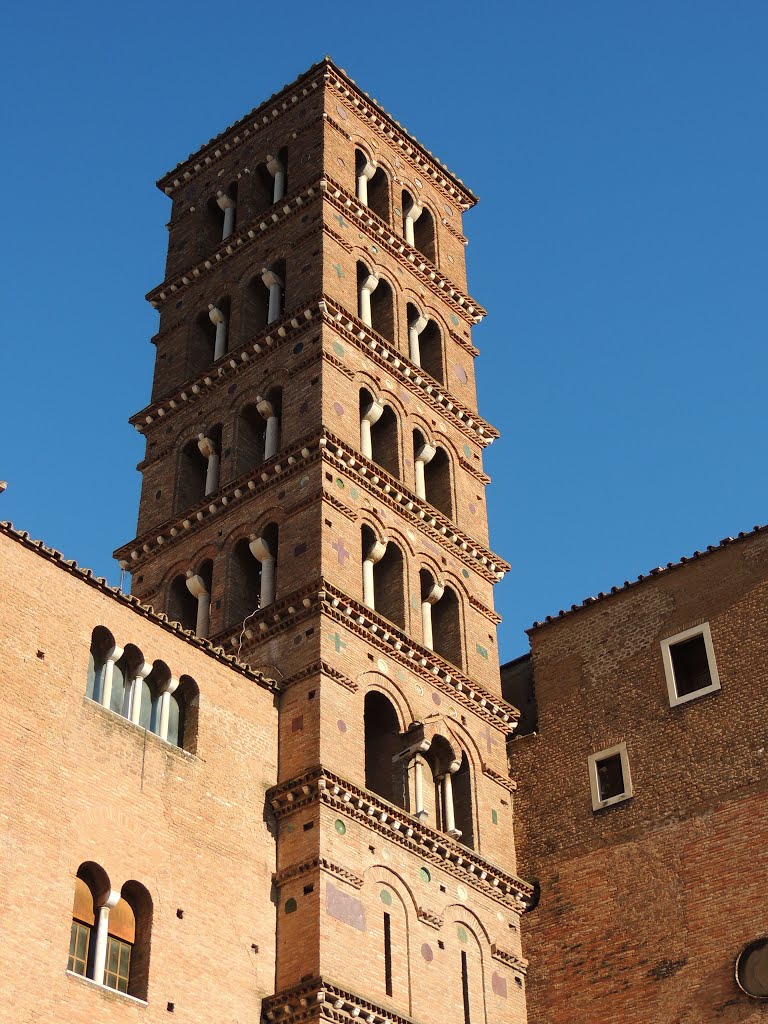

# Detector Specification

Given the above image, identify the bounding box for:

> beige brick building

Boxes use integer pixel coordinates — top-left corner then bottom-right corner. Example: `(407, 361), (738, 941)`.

(2, 57), (766, 1024)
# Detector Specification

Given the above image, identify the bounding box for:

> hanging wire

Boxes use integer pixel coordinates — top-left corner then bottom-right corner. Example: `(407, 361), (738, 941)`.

(236, 605), (261, 660)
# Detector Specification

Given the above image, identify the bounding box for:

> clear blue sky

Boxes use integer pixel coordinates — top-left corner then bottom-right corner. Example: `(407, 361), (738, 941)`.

(2, 2), (766, 661)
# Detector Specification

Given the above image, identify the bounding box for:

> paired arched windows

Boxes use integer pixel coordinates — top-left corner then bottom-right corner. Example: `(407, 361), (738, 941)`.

(68, 863), (152, 1000)
(189, 296), (231, 373)
(242, 260), (286, 339)
(205, 183), (238, 247)
(169, 559), (213, 637)
(176, 426), (222, 512)
(355, 149), (390, 222)
(360, 389), (400, 478)
(401, 189), (436, 263)
(361, 526), (405, 629)
(413, 430), (453, 517)
(87, 627), (199, 751)
(226, 523), (279, 628)
(357, 262), (395, 341)
(235, 389), (282, 475)
(420, 569), (463, 668)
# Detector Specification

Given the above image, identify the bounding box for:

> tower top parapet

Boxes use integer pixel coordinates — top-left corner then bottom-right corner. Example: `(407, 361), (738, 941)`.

(156, 57), (479, 209)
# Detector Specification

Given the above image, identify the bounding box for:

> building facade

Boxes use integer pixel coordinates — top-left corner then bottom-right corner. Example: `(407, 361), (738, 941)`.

(507, 526), (768, 1024)
(0, 60), (532, 1024)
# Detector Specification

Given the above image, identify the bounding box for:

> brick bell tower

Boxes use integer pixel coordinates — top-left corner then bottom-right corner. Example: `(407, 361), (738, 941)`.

(115, 58), (532, 1024)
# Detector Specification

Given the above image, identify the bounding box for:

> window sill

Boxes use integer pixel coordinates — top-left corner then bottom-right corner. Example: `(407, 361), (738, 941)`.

(82, 697), (197, 760)
(668, 682), (721, 708)
(65, 969), (147, 1006)
(592, 792), (633, 813)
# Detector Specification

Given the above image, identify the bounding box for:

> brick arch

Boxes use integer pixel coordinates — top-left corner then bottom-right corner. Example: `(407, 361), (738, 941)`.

(353, 372), (410, 427)
(357, 671), (414, 729)
(363, 864), (414, 1014)
(219, 507), (288, 553)
(440, 903), (492, 946)
(159, 542), (220, 591)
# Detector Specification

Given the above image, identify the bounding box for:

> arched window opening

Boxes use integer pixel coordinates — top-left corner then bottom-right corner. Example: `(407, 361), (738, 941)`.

(205, 183), (237, 247)
(432, 585), (463, 668)
(266, 147), (288, 203)
(428, 735), (463, 840)
(360, 390), (400, 478)
(169, 574), (198, 632)
(228, 536), (264, 627)
(413, 429), (435, 502)
(236, 388), (282, 475)
(406, 752), (437, 824)
(112, 644), (146, 719)
(140, 660), (172, 734)
(424, 445), (453, 518)
(176, 424), (222, 513)
(356, 263), (394, 341)
(364, 691), (402, 805)
(414, 205), (437, 264)
(355, 149), (390, 222)
(361, 529), (405, 628)
(241, 273), (271, 339)
(69, 863), (107, 979)
(168, 674), (199, 754)
(87, 626), (117, 703)
(419, 319), (444, 383)
(452, 752), (474, 849)
(401, 189), (420, 247)
(118, 881), (153, 1000)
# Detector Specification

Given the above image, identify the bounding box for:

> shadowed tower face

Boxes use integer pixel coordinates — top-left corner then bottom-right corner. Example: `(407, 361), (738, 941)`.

(116, 58), (530, 1024)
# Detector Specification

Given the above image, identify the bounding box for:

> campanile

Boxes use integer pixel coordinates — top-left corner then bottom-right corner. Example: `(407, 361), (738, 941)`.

(115, 58), (532, 1024)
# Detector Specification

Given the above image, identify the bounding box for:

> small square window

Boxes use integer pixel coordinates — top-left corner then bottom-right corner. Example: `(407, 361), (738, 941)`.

(661, 622), (721, 707)
(588, 742), (633, 811)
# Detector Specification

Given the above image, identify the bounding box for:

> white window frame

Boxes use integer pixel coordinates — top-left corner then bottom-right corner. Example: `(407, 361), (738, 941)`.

(661, 622), (721, 708)
(587, 742), (633, 811)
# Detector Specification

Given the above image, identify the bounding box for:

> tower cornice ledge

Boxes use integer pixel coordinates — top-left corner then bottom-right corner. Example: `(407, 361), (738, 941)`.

(132, 297), (496, 448)
(266, 766), (534, 907)
(145, 178), (484, 324)
(262, 974), (424, 1024)
(213, 578), (518, 729)
(114, 431), (509, 583)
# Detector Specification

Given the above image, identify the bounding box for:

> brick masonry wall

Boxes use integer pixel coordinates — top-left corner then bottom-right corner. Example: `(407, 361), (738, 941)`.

(0, 531), (279, 1023)
(511, 532), (768, 1024)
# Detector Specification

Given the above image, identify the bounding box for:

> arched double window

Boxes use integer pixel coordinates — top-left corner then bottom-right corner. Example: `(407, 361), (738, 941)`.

(360, 389), (400, 478)
(406, 736), (474, 847)
(205, 182), (238, 246)
(413, 430), (453, 518)
(189, 296), (231, 373)
(361, 526), (405, 629)
(235, 388), (282, 475)
(355, 149), (390, 222)
(357, 262), (394, 342)
(226, 522), (279, 627)
(87, 628), (199, 752)
(242, 260), (286, 338)
(419, 569), (463, 668)
(68, 863), (153, 1000)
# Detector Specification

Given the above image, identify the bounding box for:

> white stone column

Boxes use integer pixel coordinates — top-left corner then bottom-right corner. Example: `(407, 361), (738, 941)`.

(185, 572), (211, 637)
(257, 397), (279, 460)
(262, 268), (284, 324)
(99, 644), (124, 711)
(266, 153), (286, 203)
(158, 677), (179, 742)
(412, 756), (429, 819)
(217, 193), (236, 239)
(362, 538), (388, 610)
(403, 199), (423, 247)
(197, 434), (220, 495)
(360, 398), (384, 460)
(356, 158), (377, 205)
(208, 304), (228, 360)
(249, 535), (276, 608)
(420, 580), (445, 651)
(408, 312), (429, 365)
(414, 440), (437, 501)
(129, 662), (152, 726)
(441, 761), (462, 839)
(91, 889), (121, 984)
(358, 272), (380, 328)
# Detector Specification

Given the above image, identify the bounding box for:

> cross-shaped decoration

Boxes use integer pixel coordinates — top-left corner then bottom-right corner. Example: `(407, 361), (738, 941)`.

(479, 724), (498, 754)
(334, 213), (347, 229)
(329, 632), (347, 654)
(332, 262), (345, 279)
(332, 537), (350, 565)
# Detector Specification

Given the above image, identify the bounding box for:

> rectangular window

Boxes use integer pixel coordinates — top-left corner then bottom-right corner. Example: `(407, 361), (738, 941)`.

(68, 920), (90, 976)
(661, 623), (721, 706)
(384, 912), (393, 997)
(588, 742), (633, 811)
(104, 936), (131, 993)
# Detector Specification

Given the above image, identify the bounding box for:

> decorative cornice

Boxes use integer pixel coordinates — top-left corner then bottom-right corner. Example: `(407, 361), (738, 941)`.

(131, 297), (497, 448)
(490, 943), (528, 974)
(0, 522), (277, 692)
(267, 766), (534, 906)
(281, 661), (358, 694)
(322, 176), (484, 323)
(114, 432), (509, 583)
(481, 763), (518, 793)
(416, 906), (444, 929)
(216, 579), (518, 729)
(262, 975), (424, 1024)
(273, 857), (363, 890)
